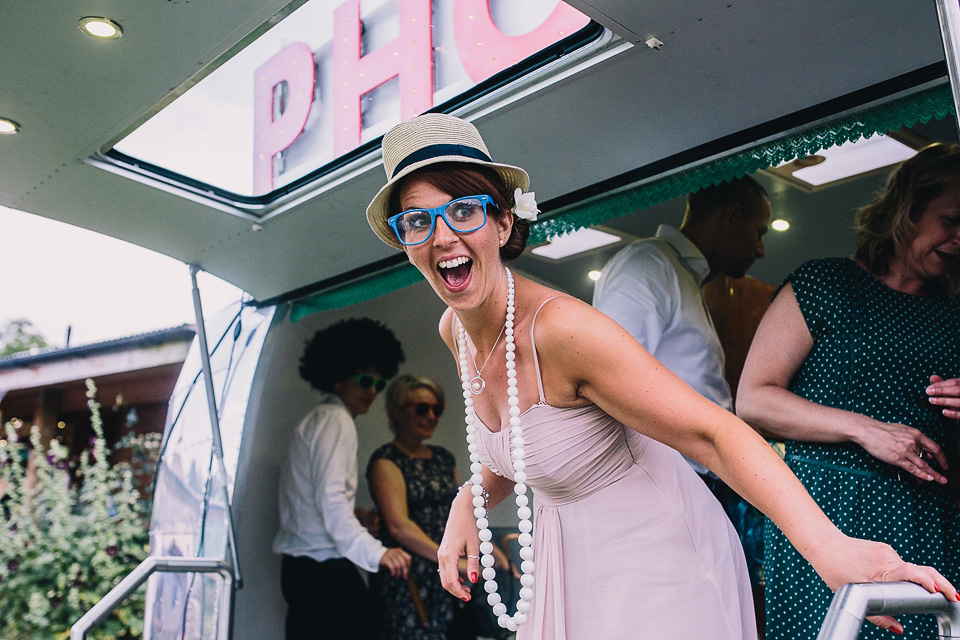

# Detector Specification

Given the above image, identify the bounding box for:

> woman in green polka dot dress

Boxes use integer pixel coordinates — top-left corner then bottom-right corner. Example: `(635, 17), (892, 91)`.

(738, 143), (960, 639)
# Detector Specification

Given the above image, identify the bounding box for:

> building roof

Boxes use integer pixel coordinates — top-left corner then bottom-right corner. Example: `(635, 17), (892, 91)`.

(0, 325), (196, 370)
(0, 325), (197, 396)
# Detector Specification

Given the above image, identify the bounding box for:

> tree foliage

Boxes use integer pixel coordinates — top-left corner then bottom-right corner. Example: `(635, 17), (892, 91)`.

(0, 318), (49, 356)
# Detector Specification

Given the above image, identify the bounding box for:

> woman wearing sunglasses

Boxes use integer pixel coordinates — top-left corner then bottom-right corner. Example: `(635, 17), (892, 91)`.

(365, 113), (957, 640)
(367, 374), (461, 639)
(273, 317), (411, 640)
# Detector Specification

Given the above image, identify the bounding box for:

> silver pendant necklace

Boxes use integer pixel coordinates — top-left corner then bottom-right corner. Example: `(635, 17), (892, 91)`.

(467, 321), (507, 394)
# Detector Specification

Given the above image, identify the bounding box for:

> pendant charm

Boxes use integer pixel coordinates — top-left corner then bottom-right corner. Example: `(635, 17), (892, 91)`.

(470, 376), (485, 394)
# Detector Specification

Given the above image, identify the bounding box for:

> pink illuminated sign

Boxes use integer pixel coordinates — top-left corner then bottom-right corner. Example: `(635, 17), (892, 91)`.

(253, 43), (318, 196)
(252, 0), (590, 195)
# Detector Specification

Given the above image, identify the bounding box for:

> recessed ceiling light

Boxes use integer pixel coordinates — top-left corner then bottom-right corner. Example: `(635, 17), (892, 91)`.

(588, 270), (602, 281)
(771, 219), (790, 231)
(531, 228), (621, 260)
(79, 17), (123, 39)
(0, 118), (19, 134)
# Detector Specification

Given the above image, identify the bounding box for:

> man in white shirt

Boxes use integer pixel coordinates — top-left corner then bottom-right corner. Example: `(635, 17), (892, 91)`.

(273, 318), (411, 640)
(592, 176), (771, 578)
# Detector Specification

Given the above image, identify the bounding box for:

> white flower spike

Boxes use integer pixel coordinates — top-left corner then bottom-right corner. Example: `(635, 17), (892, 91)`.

(513, 188), (540, 222)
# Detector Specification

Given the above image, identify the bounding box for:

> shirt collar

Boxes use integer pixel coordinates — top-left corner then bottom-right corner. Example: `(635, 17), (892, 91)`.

(319, 392), (347, 411)
(655, 224), (710, 285)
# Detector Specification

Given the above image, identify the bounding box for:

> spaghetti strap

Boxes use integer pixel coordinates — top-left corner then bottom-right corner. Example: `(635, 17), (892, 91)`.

(529, 297), (559, 404)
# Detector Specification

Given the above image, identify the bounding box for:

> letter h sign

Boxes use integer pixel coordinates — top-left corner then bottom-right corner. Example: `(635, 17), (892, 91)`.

(333, 0), (433, 157)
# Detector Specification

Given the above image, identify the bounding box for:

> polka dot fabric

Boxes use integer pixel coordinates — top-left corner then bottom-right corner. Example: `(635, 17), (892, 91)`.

(765, 258), (960, 640)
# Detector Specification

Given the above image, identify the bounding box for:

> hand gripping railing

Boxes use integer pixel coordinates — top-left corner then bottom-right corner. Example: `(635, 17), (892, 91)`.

(70, 556), (234, 640)
(817, 582), (960, 640)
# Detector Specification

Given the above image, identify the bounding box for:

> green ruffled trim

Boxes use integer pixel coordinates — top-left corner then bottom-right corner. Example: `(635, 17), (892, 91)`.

(291, 84), (953, 318)
(530, 83), (954, 243)
(290, 263), (422, 322)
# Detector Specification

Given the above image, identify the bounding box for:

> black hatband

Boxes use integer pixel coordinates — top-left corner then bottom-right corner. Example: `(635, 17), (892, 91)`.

(391, 143), (491, 178)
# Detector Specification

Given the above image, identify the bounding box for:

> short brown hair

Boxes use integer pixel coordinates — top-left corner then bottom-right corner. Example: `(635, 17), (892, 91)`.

(854, 142), (960, 294)
(389, 163), (530, 260)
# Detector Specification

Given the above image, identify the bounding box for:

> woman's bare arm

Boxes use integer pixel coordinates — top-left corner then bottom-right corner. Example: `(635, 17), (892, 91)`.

(737, 284), (947, 483)
(368, 458), (443, 563)
(437, 465), (513, 600)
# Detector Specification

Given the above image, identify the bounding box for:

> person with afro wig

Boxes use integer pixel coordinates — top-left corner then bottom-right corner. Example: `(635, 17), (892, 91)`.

(273, 317), (411, 640)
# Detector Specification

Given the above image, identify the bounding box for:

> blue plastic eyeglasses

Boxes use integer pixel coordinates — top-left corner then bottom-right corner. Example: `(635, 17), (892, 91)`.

(387, 195), (494, 247)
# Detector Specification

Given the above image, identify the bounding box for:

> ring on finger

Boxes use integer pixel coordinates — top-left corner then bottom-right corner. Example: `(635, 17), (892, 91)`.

(466, 554), (480, 559)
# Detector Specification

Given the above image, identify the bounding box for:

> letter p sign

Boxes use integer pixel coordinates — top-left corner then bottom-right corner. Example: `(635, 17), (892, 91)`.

(253, 43), (316, 196)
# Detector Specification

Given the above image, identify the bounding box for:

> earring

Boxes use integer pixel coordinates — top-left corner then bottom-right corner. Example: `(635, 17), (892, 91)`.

(499, 238), (505, 246)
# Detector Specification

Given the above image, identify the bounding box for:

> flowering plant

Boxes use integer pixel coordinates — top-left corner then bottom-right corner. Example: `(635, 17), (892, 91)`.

(513, 188), (540, 221)
(0, 379), (153, 640)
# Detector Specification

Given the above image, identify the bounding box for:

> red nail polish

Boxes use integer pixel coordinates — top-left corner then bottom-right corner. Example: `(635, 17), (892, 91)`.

(462, 596), (470, 602)
(470, 571), (478, 583)
(934, 585), (940, 593)
(890, 627), (902, 635)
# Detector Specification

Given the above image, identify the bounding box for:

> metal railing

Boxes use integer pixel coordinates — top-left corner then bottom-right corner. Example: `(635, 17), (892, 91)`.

(70, 556), (234, 640)
(817, 582), (960, 640)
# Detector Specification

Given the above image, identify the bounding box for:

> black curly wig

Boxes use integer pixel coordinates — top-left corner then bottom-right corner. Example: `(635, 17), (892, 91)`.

(299, 318), (405, 392)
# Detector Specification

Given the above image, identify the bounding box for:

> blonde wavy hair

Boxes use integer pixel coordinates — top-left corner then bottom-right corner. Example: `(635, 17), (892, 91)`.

(384, 374), (446, 433)
(854, 142), (960, 294)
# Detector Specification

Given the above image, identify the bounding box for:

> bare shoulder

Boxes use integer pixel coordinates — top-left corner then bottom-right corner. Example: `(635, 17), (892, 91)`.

(523, 291), (647, 404)
(530, 294), (638, 374)
(438, 308), (456, 351)
(368, 456), (403, 480)
(532, 294), (627, 347)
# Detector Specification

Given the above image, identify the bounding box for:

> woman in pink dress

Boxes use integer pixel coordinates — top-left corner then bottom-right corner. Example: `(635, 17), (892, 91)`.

(364, 113), (957, 640)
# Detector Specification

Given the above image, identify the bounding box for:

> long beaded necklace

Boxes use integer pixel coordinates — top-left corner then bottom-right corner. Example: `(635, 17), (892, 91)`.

(457, 267), (534, 632)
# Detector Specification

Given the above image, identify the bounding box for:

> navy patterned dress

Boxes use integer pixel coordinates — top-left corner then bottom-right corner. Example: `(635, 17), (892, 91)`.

(764, 258), (960, 640)
(367, 443), (462, 640)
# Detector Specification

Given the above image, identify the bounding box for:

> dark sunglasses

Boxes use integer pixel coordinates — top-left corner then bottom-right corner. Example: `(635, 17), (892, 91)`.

(404, 402), (445, 418)
(353, 373), (388, 393)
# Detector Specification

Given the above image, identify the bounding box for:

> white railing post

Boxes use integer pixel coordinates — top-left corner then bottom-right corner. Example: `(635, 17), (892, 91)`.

(70, 556), (234, 640)
(188, 264), (243, 587)
(817, 582), (960, 640)
(936, 0), (960, 138)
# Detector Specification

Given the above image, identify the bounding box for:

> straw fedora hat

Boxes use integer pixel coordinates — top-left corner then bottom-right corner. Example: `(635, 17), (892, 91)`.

(366, 113), (530, 249)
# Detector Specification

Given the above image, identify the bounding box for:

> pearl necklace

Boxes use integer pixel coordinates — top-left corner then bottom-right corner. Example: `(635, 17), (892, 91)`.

(457, 267), (534, 632)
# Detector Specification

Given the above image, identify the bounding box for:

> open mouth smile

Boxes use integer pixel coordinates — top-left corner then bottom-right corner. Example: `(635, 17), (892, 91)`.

(438, 256), (473, 289)
(934, 249), (959, 263)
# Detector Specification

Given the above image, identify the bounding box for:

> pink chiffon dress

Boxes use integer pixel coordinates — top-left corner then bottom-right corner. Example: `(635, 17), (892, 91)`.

(470, 301), (756, 640)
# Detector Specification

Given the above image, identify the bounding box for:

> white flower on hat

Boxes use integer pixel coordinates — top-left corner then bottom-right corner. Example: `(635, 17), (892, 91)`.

(513, 188), (539, 222)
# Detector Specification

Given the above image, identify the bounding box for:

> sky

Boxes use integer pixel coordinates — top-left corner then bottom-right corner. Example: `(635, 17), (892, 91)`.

(1, 205), (244, 349)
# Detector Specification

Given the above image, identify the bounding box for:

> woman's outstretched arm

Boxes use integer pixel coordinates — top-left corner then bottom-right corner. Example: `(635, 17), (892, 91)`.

(736, 283), (947, 483)
(535, 296), (958, 631)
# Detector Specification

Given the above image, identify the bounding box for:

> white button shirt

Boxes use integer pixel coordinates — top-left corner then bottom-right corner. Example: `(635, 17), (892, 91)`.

(272, 394), (386, 572)
(592, 225), (732, 475)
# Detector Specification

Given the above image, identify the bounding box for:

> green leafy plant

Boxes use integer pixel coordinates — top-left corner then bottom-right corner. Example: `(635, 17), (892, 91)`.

(0, 318), (48, 356)
(0, 379), (154, 639)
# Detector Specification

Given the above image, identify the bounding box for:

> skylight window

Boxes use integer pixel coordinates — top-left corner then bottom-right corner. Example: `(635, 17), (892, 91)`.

(769, 134), (918, 190)
(108, 0), (595, 203)
(531, 228), (621, 260)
